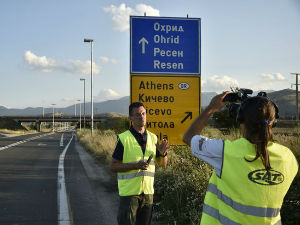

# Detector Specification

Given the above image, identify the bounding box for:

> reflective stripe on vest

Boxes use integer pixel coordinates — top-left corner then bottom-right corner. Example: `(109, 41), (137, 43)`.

(203, 204), (282, 225)
(207, 183), (280, 217)
(203, 204), (240, 225)
(118, 171), (155, 180)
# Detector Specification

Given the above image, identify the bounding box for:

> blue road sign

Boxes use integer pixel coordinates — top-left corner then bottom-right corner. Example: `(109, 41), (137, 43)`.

(130, 16), (201, 75)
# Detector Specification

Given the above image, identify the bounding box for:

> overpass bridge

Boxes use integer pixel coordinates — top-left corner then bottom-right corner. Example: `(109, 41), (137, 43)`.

(2, 116), (109, 131)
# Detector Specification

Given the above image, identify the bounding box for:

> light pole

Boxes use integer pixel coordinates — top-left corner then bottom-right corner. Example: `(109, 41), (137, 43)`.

(51, 104), (56, 132)
(77, 100), (81, 130)
(74, 101), (77, 116)
(84, 38), (94, 135)
(80, 78), (86, 129)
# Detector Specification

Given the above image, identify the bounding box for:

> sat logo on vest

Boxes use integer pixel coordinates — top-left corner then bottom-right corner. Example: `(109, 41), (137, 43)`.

(248, 169), (284, 185)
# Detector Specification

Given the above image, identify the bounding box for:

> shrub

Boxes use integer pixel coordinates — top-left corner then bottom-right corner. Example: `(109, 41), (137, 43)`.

(154, 146), (212, 225)
(96, 117), (130, 133)
(211, 108), (238, 128)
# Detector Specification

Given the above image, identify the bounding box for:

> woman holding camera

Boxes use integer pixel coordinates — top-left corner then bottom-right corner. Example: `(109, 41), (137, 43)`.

(183, 91), (298, 225)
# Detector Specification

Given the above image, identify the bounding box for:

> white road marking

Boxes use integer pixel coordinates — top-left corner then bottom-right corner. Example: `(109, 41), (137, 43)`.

(0, 133), (52, 151)
(57, 133), (73, 225)
(37, 143), (47, 146)
(60, 133), (64, 147)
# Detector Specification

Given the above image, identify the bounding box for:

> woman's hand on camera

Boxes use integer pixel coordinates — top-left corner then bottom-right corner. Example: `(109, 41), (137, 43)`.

(207, 91), (231, 113)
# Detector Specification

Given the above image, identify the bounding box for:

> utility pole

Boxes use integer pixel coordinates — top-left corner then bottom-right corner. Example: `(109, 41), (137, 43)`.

(291, 73), (300, 127)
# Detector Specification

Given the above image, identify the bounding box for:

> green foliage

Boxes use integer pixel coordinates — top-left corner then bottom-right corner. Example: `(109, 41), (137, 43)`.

(274, 133), (300, 225)
(97, 117), (130, 133)
(154, 146), (212, 225)
(0, 118), (27, 130)
(211, 107), (238, 128)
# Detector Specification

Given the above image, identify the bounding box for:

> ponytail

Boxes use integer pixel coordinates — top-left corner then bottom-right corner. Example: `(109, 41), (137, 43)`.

(242, 99), (275, 170)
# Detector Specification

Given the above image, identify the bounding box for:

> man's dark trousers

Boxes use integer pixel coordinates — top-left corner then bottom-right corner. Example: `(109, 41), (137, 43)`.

(117, 193), (153, 225)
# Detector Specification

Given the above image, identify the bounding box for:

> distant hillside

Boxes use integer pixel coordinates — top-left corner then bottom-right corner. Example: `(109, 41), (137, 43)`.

(61, 96), (130, 116)
(267, 89), (299, 118)
(201, 92), (217, 106)
(0, 90), (298, 118)
(0, 96), (130, 116)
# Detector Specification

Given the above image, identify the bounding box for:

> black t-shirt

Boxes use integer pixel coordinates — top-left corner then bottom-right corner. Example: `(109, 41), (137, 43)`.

(112, 127), (159, 161)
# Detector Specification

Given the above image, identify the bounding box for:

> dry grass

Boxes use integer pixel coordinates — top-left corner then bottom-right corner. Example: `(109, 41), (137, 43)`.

(77, 129), (117, 164)
(0, 129), (37, 134)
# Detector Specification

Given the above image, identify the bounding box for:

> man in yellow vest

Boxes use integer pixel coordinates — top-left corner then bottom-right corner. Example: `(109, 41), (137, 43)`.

(183, 91), (298, 225)
(111, 102), (169, 225)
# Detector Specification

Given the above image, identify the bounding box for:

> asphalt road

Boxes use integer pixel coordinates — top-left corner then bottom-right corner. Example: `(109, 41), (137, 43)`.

(0, 131), (118, 225)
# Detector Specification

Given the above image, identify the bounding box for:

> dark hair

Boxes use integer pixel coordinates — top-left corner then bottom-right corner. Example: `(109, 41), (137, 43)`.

(241, 97), (276, 170)
(129, 102), (145, 116)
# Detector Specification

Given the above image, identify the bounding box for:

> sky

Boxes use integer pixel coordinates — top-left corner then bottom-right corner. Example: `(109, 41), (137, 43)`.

(0, 0), (299, 109)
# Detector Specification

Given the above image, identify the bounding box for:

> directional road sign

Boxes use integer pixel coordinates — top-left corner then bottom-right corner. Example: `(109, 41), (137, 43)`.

(131, 75), (201, 145)
(130, 16), (201, 75)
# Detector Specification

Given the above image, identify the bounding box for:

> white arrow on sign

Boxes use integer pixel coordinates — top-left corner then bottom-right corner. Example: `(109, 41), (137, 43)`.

(138, 37), (148, 54)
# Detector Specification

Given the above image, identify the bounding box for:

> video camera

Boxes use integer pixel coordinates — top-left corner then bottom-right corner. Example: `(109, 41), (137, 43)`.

(223, 88), (253, 102)
(223, 88), (272, 120)
(222, 88), (253, 119)
(220, 88), (279, 127)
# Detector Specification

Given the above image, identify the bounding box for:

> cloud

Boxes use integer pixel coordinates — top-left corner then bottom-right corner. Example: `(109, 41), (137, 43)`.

(94, 89), (121, 102)
(61, 97), (74, 103)
(68, 60), (100, 74)
(135, 4), (160, 16)
(247, 73), (286, 91)
(238, 73), (287, 91)
(59, 89), (121, 106)
(58, 98), (83, 108)
(260, 73), (285, 81)
(104, 3), (160, 32)
(24, 50), (100, 74)
(100, 56), (118, 64)
(202, 75), (239, 92)
(24, 50), (57, 72)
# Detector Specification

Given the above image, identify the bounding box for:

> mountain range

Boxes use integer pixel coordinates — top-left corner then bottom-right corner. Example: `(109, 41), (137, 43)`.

(0, 89), (299, 118)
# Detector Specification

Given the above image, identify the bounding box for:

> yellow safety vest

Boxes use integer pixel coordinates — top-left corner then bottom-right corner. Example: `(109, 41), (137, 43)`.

(117, 130), (157, 196)
(201, 138), (298, 225)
